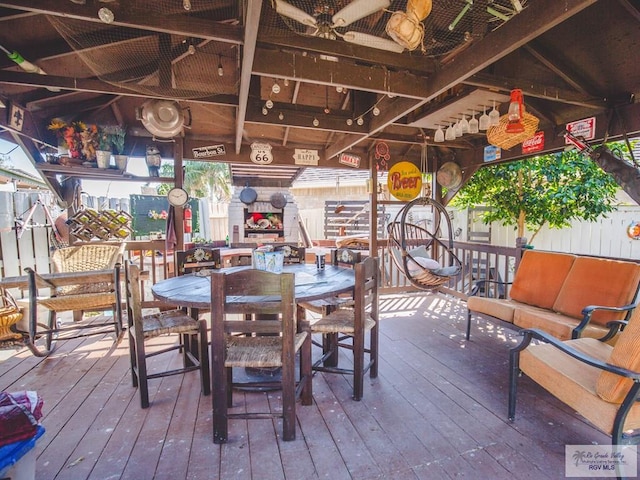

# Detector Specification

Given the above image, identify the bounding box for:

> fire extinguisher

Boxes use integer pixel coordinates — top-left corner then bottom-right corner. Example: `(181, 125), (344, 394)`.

(183, 205), (192, 234)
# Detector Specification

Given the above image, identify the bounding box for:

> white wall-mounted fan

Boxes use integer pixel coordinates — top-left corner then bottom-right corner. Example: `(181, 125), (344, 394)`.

(274, 0), (405, 53)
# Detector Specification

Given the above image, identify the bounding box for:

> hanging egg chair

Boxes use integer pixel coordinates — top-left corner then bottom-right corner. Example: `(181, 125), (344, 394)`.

(387, 196), (462, 290)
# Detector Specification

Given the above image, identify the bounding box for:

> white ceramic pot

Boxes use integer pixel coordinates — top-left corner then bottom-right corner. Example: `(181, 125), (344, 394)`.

(113, 154), (128, 171)
(96, 150), (111, 169)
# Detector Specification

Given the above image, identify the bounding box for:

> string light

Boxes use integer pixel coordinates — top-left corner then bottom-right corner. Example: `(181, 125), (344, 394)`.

(217, 55), (223, 76)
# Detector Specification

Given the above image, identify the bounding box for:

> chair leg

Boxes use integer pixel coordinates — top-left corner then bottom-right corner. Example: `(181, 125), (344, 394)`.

(369, 324), (379, 379)
(352, 331), (365, 402)
(300, 332), (312, 406)
(323, 333), (339, 367)
(136, 334), (150, 409)
(73, 310), (83, 322)
(128, 328), (138, 388)
(198, 320), (211, 396)
(281, 353), (296, 441)
(213, 363), (229, 444)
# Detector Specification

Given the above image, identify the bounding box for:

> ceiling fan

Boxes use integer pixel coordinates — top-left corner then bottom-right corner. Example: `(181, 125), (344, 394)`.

(274, 0), (405, 53)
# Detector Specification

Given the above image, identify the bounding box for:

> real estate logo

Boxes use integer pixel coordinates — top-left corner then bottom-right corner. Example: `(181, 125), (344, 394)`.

(565, 445), (637, 477)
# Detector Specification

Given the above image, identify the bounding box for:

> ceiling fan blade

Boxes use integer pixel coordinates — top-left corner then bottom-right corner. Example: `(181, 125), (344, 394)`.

(274, 0), (317, 27)
(332, 0), (390, 28)
(342, 31), (405, 53)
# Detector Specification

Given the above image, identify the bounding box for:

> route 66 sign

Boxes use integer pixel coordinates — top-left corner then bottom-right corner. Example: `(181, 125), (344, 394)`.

(250, 142), (273, 165)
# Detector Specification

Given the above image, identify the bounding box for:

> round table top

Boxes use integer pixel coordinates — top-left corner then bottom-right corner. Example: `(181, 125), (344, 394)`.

(151, 263), (355, 309)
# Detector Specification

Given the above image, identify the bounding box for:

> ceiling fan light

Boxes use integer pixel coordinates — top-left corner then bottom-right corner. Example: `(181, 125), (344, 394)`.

(332, 0), (391, 28)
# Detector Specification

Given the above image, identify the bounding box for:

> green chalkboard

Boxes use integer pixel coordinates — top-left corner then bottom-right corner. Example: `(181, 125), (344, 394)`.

(130, 194), (199, 237)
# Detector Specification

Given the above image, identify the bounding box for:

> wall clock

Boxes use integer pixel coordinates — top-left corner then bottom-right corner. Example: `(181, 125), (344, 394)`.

(167, 187), (189, 207)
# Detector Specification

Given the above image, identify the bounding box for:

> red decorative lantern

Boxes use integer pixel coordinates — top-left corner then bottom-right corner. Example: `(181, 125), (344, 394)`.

(506, 88), (525, 134)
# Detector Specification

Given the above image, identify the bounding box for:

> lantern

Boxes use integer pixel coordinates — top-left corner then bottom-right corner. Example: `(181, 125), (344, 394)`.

(506, 89), (525, 134)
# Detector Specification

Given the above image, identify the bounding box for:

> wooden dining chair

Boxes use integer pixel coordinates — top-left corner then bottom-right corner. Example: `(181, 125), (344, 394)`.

(209, 269), (312, 443)
(174, 246), (221, 318)
(298, 248), (361, 367)
(125, 261), (210, 408)
(309, 256), (379, 401)
(272, 244), (306, 264)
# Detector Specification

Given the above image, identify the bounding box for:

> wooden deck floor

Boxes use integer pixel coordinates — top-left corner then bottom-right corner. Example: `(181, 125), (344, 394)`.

(0, 292), (609, 480)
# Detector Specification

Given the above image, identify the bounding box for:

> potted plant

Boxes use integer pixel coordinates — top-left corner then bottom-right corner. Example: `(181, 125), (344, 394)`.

(95, 126), (112, 168)
(109, 125), (128, 170)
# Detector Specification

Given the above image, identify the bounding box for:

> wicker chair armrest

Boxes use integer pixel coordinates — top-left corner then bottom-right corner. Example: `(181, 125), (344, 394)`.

(23, 267), (56, 290)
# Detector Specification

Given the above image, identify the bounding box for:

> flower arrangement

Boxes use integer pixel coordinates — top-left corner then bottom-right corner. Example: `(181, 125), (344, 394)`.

(48, 119), (99, 161)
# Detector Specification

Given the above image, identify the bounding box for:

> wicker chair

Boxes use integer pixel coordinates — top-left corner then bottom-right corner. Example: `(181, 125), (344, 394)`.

(209, 269), (312, 443)
(22, 243), (125, 356)
(308, 256), (379, 401)
(125, 262), (210, 409)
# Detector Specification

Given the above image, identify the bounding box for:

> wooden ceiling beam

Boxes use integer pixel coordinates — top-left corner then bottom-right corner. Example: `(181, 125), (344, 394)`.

(0, 70), (238, 106)
(234, 0), (261, 154)
(252, 48), (429, 100)
(523, 43), (595, 95)
(0, 1), (242, 44)
(463, 72), (606, 109)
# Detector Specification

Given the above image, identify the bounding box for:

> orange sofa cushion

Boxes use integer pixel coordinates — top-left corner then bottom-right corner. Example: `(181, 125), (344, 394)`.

(509, 251), (576, 309)
(596, 307), (640, 403)
(552, 257), (640, 325)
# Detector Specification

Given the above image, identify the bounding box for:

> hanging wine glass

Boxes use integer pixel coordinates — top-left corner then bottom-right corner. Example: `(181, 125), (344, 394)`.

(434, 125), (445, 142)
(479, 105), (490, 131)
(489, 100), (500, 126)
(454, 118), (463, 137)
(459, 114), (469, 134)
(445, 122), (456, 141)
(469, 110), (479, 133)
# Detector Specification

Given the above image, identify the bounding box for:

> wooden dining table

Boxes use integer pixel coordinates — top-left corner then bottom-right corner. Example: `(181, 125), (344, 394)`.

(151, 263), (356, 310)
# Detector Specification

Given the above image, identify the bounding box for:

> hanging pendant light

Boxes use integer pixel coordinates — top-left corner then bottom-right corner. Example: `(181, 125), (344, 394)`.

(434, 125), (445, 142)
(479, 106), (490, 131)
(469, 110), (479, 133)
(506, 88), (525, 133)
(445, 122), (456, 141)
(489, 100), (500, 126)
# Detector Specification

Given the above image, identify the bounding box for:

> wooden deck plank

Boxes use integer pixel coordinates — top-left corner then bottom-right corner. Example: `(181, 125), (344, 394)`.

(0, 292), (618, 479)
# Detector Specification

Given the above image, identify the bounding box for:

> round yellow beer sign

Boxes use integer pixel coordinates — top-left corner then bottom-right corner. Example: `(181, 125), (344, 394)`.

(387, 161), (422, 201)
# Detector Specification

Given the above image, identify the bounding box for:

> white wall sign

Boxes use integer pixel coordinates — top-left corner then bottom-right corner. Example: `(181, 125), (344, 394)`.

(565, 117), (596, 142)
(250, 142), (273, 165)
(338, 152), (361, 168)
(192, 144), (225, 158)
(293, 149), (319, 165)
(483, 145), (501, 162)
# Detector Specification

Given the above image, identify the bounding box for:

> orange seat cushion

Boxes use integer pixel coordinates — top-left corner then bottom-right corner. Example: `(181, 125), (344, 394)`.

(552, 257), (640, 325)
(509, 251), (576, 309)
(596, 307), (640, 403)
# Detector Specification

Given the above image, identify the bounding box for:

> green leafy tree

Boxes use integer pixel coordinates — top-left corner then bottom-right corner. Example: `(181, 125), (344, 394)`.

(451, 151), (619, 244)
(158, 161), (232, 202)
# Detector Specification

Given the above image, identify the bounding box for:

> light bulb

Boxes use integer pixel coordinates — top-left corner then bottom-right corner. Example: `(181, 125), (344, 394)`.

(98, 7), (114, 23)
(217, 64), (223, 76)
(372, 106), (380, 116)
(336, 86), (343, 93)
(312, 117), (319, 127)
(265, 99), (274, 109)
(278, 112), (284, 121)
(271, 82), (281, 94)
(356, 117), (364, 126)
(188, 44), (196, 55)
(346, 118), (353, 126)
(183, 0), (191, 10)
(283, 78), (289, 87)
(434, 125), (445, 142)
(262, 107), (268, 115)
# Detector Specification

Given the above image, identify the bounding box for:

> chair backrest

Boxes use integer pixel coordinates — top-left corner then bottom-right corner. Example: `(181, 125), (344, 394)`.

(51, 243), (125, 295)
(332, 248), (361, 268)
(355, 256), (379, 324)
(124, 261), (143, 330)
(51, 243), (125, 273)
(273, 244), (305, 264)
(210, 269), (296, 345)
(175, 247), (221, 275)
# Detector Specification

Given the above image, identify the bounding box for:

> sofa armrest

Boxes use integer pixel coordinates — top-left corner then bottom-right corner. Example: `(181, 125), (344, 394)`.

(572, 302), (638, 339)
(469, 278), (511, 297)
(512, 328), (640, 380)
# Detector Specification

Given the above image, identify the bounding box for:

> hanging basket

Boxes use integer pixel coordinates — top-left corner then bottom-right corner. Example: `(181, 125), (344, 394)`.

(486, 112), (539, 150)
(0, 289), (23, 341)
